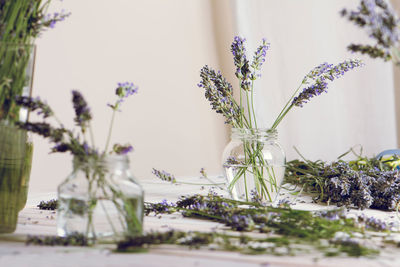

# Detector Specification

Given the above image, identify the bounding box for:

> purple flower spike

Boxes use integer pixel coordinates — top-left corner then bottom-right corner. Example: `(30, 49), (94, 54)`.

(292, 59), (364, 107)
(113, 143), (134, 155)
(231, 36), (250, 81)
(72, 90), (92, 130)
(251, 38), (270, 73)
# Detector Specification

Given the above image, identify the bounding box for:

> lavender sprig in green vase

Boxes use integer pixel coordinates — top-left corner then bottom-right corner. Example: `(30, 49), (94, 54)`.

(198, 36), (363, 203)
(16, 82), (144, 242)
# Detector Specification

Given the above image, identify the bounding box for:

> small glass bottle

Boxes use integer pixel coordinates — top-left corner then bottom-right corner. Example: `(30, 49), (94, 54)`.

(222, 128), (285, 203)
(57, 155), (144, 241)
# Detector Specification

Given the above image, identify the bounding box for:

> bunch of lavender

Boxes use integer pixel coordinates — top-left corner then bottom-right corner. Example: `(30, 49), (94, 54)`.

(0, 0), (70, 41)
(199, 36), (363, 130)
(0, 0), (70, 123)
(142, 192), (387, 256)
(285, 151), (400, 210)
(16, 83), (137, 160)
(16, 82), (140, 240)
(341, 0), (400, 64)
(198, 36), (362, 202)
(198, 37), (269, 128)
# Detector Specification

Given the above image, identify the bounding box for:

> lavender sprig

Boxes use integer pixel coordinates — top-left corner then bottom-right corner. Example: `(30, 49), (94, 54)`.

(16, 83), (138, 161)
(41, 9), (71, 30)
(231, 36), (250, 81)
(104, 82), (138, 153)
(271, 59), (363, 129)
(72, 90), (92, 133)
(15, 96), (53, 118)
(342, 0), (400, 62)
(152, 168), (176, 183)
(109, 82), (139, 110)
(198, 65), (241, 126)
(292, 59), (364, 107)
(251, 38), (270, 75)
(112, 144), (134, 155)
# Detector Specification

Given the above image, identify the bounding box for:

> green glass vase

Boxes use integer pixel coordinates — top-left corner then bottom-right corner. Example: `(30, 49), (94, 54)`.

(0, 43), (35, 233)
(0, 123), (33, 233)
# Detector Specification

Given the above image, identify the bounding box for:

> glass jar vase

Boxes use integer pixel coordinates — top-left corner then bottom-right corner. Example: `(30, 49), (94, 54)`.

(222, 128), (285, 203)
(57, 155), (144, 241)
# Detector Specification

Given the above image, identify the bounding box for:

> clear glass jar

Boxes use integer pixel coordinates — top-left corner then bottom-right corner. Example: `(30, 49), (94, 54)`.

(222, 128), (285, 203)
(57, 155), (144, 241)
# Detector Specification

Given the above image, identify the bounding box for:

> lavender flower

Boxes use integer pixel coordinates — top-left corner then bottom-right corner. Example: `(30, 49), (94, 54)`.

(152, 168), (177, 183)
(51, 142), (70, 153)
(113, 143), (134, 155)
(72, 90), (92, 130)
(16, 121), (52, 137)
(342, 0), (400, 61)
(251, 38), (270, 74)
(231, 36), (249, 78)
(108, 82), (138, 110)
(357, 214), (389, 231)
(15, 96), (53, 118)
(198, 65), (241, 125)
(292, 59), (364, 107)
(41, 9), (71, 30)
(116, 82), (138, 103)
(231, 36), (251, 90)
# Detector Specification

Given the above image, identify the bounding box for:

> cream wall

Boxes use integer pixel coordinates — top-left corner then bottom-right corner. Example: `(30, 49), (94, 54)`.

(29, 0), (400, 194)
(31, 0), (231, 193)
(233, 0), (397, 161)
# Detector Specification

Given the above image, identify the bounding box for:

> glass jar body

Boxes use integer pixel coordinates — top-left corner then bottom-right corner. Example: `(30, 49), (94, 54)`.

(222, 128), (285, 203)
(57, 155), (144, 241)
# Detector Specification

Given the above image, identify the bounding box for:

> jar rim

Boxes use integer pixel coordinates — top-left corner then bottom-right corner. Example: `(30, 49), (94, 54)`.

(230, 128), (278, 140)
(231, 128), (277, 134)
(73, 154), (130, 165)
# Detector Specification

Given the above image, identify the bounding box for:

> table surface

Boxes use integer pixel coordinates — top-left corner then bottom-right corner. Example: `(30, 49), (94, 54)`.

(1, 178), (400, 267)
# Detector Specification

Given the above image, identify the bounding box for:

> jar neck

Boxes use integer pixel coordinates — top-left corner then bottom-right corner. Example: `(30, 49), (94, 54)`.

(73, 155), (130, 172)
(231, 128), (278, 142)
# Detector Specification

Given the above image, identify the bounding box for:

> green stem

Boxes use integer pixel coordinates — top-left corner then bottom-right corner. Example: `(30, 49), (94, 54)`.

(250, 80), (257, 129)
(270, 81), (305, 129)
(245, 91), (253, 128)
(104, 109), (116, 153)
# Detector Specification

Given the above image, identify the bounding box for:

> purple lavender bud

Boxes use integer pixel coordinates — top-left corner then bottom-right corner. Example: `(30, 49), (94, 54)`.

(113, 143), (134, 155)
(15, 96), (53, 118)
(251, 38), (270, 71)
(292, 59), (363, 107)
(152, 168), (176, 183)
(342, 0), (400, 60)
(72, 90), (92, 130)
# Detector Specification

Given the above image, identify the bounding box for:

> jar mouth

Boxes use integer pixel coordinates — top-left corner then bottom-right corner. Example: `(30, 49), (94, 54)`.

(231, 128), (277, 140)
(73, 154), (130, 169)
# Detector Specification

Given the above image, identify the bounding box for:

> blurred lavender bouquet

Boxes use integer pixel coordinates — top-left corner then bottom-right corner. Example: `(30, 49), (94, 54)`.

(15, 82), (144, 241)
(0, 0), (70, 122)
(341, 0), (400, 64)
(198, 36), (363, 202)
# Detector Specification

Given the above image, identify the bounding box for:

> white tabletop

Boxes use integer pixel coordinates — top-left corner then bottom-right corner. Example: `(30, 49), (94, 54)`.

(1, 178), (400, 267)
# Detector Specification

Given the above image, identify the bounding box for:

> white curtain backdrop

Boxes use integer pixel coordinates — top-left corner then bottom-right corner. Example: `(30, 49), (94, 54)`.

(232, 0), (397, 161)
